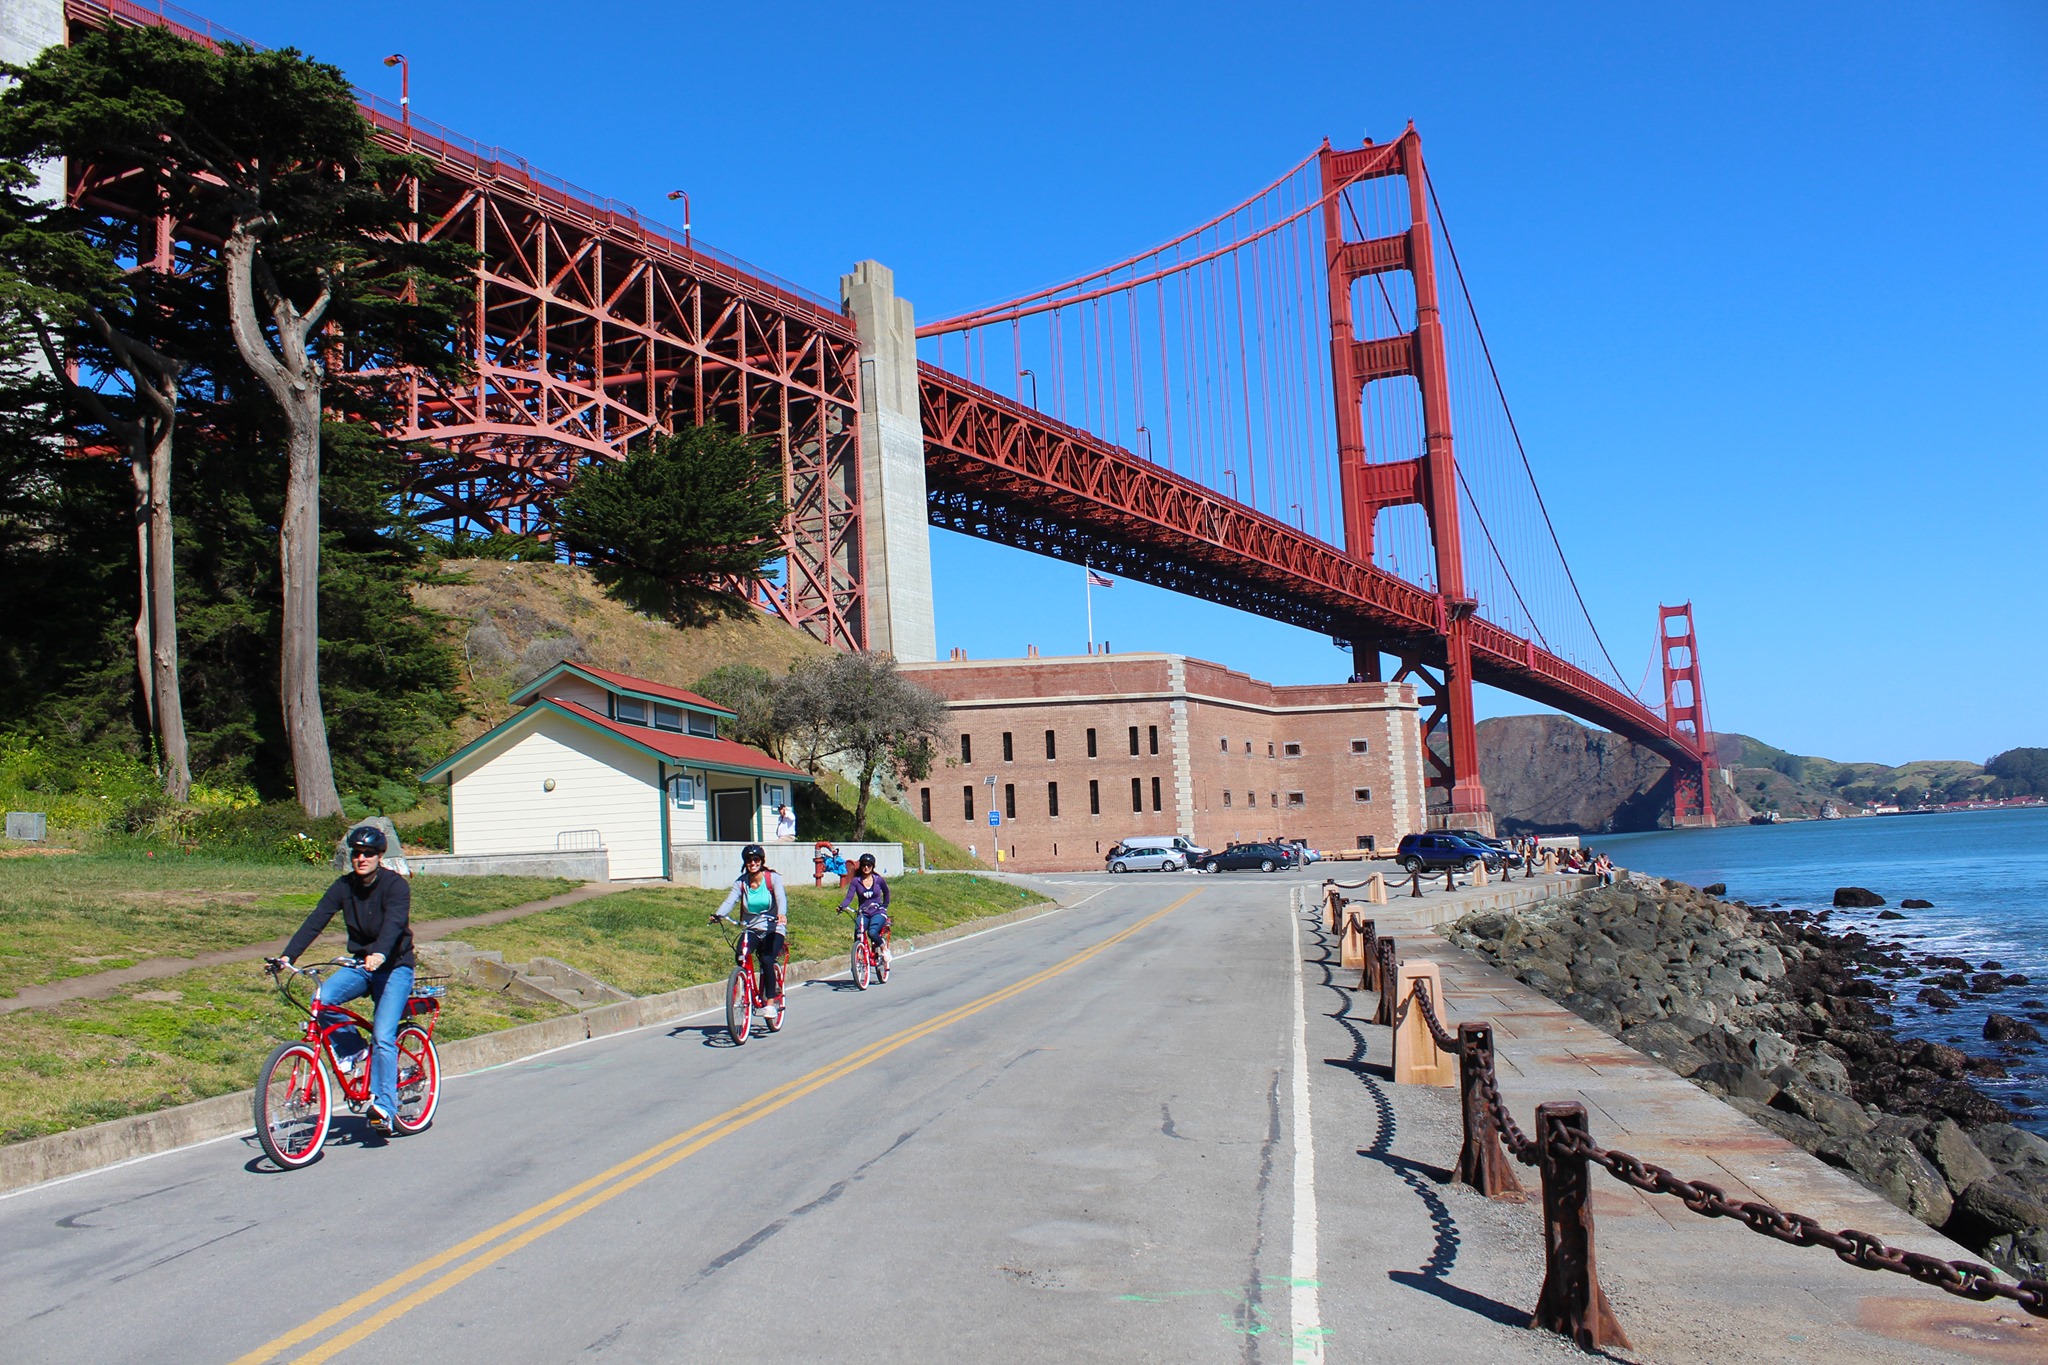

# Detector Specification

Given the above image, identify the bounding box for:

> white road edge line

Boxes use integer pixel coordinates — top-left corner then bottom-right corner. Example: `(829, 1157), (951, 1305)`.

(1289, 896), (1325, 1364)
(1, 888), (1117, 1200)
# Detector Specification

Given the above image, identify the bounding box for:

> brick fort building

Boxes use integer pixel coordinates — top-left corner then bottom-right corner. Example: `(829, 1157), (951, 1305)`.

(899, 652), (1426, 872)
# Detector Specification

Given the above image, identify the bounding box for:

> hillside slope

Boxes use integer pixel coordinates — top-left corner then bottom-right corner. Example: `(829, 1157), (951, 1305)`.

(415, 560), (837, 746)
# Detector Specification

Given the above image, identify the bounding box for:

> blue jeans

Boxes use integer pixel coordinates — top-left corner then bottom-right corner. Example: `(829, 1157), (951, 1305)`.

(855, 910), (890, 946)
(317, 963), (415, 1121)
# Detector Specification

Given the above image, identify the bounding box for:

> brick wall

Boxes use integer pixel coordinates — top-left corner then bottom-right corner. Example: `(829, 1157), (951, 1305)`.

(903, 653), (1423, 872)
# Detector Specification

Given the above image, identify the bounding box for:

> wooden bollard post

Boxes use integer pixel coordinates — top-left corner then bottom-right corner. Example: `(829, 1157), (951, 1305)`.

(1373, 937), (1399, 1025)
(1530, 1102), (1630, 1351)
(1339, 910), (1367, 970)
(1357, 917), (1378, 992)
(1444, 868), (1457, 893)
(1455, 1022), (1526, 1201)
(1409, 870), (1424, 898)
(1472, 860), (1489, 887)
(1366, 871), (1387, 904)
(1391, 962), (1458, 1086)
(1324, 886), (1342, 934)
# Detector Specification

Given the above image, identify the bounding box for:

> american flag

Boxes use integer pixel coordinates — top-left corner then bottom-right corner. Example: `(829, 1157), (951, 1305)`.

(1086, 569), (1113, 589)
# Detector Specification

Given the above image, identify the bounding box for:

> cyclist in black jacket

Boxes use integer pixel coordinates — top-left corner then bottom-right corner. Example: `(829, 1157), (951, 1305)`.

(276, 825), (415, 1135)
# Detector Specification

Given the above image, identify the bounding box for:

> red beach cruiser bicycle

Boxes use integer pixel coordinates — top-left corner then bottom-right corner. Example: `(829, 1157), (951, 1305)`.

(255, 958), (443, 1169)
(717, 925), (786, 1045)
(842, 909), (891, 990)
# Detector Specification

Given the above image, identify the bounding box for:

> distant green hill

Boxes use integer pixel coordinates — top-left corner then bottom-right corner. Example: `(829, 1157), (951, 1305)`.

(1709, 734), (2040, 817)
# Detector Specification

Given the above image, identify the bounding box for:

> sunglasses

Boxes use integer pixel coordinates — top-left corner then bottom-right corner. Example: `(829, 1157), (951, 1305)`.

(350, 850), (380, 859)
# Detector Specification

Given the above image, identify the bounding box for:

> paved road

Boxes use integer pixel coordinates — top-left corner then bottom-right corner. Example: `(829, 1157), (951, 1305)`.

(0, 872), (1336, 1363)
(5, 867), (1984, 1363)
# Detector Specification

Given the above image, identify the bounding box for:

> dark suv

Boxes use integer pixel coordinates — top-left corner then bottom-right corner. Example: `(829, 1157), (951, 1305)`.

(1394, 832), (1502, 874)
(1444, 830), (1524, 868)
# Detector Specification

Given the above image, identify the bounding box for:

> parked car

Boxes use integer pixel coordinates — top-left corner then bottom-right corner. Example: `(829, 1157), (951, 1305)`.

(1200, 841), (1296, 873)
(1118, 834), (1211, 863)
(1279, 838), (1322, 864)
(1106, 843), (1187, 873)
(1394, 832), (1503, 874)
(1445, 831), (1523, 868)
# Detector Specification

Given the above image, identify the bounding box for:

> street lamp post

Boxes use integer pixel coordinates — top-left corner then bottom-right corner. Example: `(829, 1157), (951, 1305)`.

(381, 54), (409, 140)
(1017, 368), (1037, 410)
(666, 189), (692, 251)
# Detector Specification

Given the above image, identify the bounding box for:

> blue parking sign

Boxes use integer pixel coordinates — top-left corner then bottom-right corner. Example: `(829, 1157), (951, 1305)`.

(988, 811), (1001, 827)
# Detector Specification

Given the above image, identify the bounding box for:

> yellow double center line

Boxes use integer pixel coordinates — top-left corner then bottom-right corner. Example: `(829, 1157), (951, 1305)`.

(234, 889), (1197, 1364)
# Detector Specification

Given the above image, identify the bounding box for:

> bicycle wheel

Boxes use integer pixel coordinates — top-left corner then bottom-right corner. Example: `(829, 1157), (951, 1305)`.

(254, 1041), (330, 1170)
(875, 936), (891, 985)
(392, 1027), (440, 1135)
(725, 965), (752, 1045)
(851, 938), (870, 990)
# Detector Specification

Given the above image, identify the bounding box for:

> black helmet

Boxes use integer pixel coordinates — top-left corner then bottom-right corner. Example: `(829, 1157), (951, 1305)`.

(345, 825), (388, 855)
(857, 853), (877, 870)
(741, 844), (766, 863)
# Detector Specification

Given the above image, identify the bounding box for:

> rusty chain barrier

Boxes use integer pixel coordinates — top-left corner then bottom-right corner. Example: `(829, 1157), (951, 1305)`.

(1391, 976), (2048, 1345)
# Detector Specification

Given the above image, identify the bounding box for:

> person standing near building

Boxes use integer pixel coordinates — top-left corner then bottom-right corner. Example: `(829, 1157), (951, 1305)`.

(774, 804), (797, 842)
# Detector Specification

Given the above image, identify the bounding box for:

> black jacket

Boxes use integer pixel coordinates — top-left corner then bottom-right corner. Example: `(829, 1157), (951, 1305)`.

(283, 867), (415, 969)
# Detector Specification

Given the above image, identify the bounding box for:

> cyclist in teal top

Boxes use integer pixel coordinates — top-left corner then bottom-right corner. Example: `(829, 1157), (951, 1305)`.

(711, 844), (787, 1024)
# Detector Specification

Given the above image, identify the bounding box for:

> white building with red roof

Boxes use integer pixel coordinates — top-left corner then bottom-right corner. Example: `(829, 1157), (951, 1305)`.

(420, 663), (812, 880)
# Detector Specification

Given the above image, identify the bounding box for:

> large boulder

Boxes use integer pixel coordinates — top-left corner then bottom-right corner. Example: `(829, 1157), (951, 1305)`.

(1832, 886), (1885, 908)
(1927, 1119), (1999, 1192)
(1619, 1020), (1712, 1076)
(1693, 1060), (1778, 1103)
(1953, 1179), (2048, 1238)
(1823, 1132), (1953, 1228)
(1772, 1081), (1876, 1139)
(1984, 1013), (2045, 1044)
(1984, 1228), (2048, 1282)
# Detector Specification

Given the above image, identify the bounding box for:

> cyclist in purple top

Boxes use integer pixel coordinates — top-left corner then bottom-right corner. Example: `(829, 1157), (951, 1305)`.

(837, 853), (891, 976)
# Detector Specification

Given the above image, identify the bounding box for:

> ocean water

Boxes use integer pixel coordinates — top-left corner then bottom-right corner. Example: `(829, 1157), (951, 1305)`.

(1588, 807), (2048, 1133)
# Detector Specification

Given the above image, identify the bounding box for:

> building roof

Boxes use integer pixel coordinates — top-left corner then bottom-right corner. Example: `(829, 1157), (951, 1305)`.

(420, 696), (807, 785)
(508, 661), (737, 716)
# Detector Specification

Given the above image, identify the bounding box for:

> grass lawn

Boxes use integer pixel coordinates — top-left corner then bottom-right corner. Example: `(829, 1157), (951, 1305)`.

(0, 872), (1041, 1146)
(454, 875), (1050, 997)
(0, 849), (575, 996)
(0, 959), (568, 1146)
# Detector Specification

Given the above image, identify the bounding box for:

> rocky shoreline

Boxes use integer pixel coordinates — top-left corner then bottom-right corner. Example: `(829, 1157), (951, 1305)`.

(1446, 876), (2048, 1282)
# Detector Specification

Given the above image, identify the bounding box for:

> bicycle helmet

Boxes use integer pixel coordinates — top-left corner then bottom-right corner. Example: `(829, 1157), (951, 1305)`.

(345, 825), (388, 855)
(857, 853), (876, 871)
(741, 843), (766, 863)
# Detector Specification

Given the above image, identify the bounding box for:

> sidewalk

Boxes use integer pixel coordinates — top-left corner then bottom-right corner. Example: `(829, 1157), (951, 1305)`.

(1307, 874), (2040, 1363)
(0, 880), (641, 1014)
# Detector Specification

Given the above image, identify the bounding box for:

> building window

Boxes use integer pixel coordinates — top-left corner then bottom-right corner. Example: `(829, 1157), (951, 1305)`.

(1270, 792), (1277, 808)
(652, 704), (682, 731)
(1130, 777), (1143, 813)
(687, 711), (717, 738)
(1086, 728), (1098, 758)
(961, 734), (972, 764)
(1004, 783), (1016, 819)
(963, 785), (974, 820)
(1151, 776), (1162, 811)
(1358, 835), (1376, 851)
(1245, 740), (1252, 754)
(1128, 726), (1140, 756)
(1089, 779), (1100, 814)
(1045, 729), (1057, 760)
(1148, 725), (1159, 755)
(1047, 782), (1060, 817)
(1351, 738), (1370, 755)
(667, 774), (696, 808)
(1219, 736), (1229, 752)
(1247, 791), (1257, 807)
(1002, 731), (1014, 762)
(1287, 791), (1305, 808)
(1284, 742), (1301, 757)
(1222, 790), (1233, 807)
(1267, 742), (1275, 758)
(615, 696), (646, 725)
(1354, 787), (1372, 803)
(921, 787), (932, 822)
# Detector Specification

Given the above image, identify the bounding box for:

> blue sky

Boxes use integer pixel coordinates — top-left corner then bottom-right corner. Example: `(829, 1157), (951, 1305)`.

(182, 0), (2046, 765)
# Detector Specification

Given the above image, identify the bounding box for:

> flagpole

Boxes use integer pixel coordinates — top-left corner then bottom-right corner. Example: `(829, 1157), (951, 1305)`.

(1084, 562), (1095, 654)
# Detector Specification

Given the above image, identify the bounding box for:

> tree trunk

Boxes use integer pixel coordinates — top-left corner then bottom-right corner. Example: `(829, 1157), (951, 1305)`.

(851, 755), (880, 841)
(224, 220), (342, 818)
(128, 439), (156, 741)
(278, 382), (339, 816)
(144, 381), (190, 802)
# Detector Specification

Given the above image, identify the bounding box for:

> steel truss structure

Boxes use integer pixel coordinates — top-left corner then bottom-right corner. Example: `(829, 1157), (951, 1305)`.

(65, 0), (868, 653)
(919, 363), (1705, 773)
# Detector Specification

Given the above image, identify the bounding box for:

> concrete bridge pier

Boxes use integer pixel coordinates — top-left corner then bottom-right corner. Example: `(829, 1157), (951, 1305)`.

(840, 261), (936, 662)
